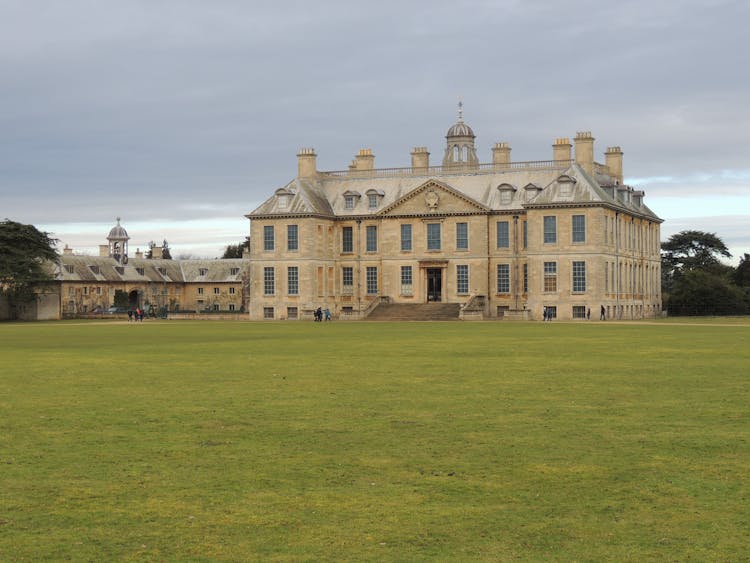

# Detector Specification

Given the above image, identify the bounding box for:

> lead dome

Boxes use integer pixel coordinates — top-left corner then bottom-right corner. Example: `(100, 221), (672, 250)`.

(107, 217), (129, 241)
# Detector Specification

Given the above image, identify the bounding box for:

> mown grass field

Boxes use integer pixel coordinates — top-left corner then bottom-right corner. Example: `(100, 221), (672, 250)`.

(1, 319), (749, 561)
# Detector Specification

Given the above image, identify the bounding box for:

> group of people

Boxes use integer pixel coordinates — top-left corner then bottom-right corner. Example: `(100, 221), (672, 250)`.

(541, 305), (607, 321)
(313, 307), (331, 322)
(127, 308), (145, 322)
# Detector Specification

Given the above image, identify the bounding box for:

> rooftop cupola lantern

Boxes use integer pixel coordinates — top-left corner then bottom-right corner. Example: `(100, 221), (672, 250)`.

(107, 217), (130, 264)
(442, 100), (479, 168)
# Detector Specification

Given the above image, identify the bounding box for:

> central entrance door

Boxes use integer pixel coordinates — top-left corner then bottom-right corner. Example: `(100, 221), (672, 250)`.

(427, 268), (442, 302)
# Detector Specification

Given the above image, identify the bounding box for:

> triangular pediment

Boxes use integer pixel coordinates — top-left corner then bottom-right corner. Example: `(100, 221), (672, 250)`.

(379, 179), (489, 216)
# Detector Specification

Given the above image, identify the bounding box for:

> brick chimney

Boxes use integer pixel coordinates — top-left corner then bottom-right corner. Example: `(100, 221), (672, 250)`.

(99, 245), (109, 257)
(297, 148), (317, 179)
(151, 246), (163, 259)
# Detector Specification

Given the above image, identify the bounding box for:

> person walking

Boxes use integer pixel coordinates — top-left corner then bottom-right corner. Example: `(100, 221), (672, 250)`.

(600, 305), (606, 321)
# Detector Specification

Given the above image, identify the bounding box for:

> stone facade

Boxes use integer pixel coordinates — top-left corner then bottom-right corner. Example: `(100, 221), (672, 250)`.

(26, 220), (252, 319)
(246, 111), (662, 321)
(56, 253), (249, 317)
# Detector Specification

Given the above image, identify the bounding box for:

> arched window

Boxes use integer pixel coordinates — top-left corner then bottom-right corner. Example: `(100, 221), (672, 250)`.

(463, 145), (469, 161)
(453, 145), (459, 161)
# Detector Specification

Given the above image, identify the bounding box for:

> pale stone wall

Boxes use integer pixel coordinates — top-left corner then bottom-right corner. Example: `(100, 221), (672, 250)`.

(182, 283), (243, 312)
(59, 280), (243, 316)
(523, 206), (661, 320)
(248, 204), (661, 321)
(249, 217), (338, 319)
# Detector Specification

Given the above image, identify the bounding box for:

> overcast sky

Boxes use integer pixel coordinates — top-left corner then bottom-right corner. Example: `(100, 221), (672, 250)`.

(1, 0), (748, 261)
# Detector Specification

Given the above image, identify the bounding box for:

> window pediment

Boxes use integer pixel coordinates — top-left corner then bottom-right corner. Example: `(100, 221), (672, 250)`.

(556, 174), (577, 184)
(275, 188), (295, 209)
(523, 183), (542, 202)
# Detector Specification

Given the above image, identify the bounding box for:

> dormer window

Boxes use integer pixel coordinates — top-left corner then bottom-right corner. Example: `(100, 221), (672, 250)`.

(89, 265), (100, 275)
(115, 266), (125, 275)
(523, 183), (542, 202)
(497, 184), (516, 205)
(64, 265), (74, 274)
(230, 267), (240, 276)
(343, 190), (361, 210)
(365, 189), (385, 210)
(557, 175), (577, 197)
(199, 268), (208, 276)
(136, 267), (145, 276)
(158, 267), (167, 276)
(275, 187), (294, 210)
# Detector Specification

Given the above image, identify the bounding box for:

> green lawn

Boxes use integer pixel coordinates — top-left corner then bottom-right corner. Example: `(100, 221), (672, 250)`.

(1, 320), (749, 561)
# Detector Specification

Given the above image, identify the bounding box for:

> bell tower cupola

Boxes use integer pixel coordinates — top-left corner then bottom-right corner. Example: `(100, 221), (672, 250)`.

(107, 217), (130, 263)
(442, 100), (479, 169)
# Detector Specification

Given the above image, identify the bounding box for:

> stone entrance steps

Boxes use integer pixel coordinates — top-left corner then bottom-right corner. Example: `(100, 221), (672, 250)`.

(366, 302), (461, 321)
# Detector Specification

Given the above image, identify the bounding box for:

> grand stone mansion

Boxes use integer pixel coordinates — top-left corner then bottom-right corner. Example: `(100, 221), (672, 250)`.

(246, 108), (662, 321)
(5, 109), (662, 321)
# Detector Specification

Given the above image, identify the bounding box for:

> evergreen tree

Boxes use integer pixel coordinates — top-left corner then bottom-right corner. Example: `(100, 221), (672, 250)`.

(661, 231), (746, 316)
(662, 230), (731, 282)
(666, 270), (747, 316)
(735, 253), (750, 287)
(0, 219), (58, 306)
(222, 239), (249, 259)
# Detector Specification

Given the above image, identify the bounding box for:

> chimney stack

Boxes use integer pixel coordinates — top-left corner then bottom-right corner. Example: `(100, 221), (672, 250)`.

(135, 248), (144, 259)
(574, 131), (595, 176)
(492, 142), (511, 166)
(553, 138), (572, 162)
(411, 146), (430, 170)
(151, 246), (163, 259)
(63, 245), (73, 256)
(99, 244), (109, 257)
(605, 146), (624, 184)
(353, 148), (375, 171)
(297, 148), (318, 179)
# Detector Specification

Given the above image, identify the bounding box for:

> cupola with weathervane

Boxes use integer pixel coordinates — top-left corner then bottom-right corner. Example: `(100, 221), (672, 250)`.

(442, 101), (479, 169)
(107, 217), (130, 263)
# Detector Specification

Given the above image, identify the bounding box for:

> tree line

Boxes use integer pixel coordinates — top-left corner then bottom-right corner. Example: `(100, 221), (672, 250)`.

(661, 230), (749, 316)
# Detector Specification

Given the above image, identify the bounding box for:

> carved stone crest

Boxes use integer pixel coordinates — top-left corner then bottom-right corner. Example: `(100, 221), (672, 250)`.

(425, 190), (439, 209)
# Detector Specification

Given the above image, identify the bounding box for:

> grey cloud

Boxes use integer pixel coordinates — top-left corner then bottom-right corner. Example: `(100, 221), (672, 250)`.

(1, 0), (748, 248)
